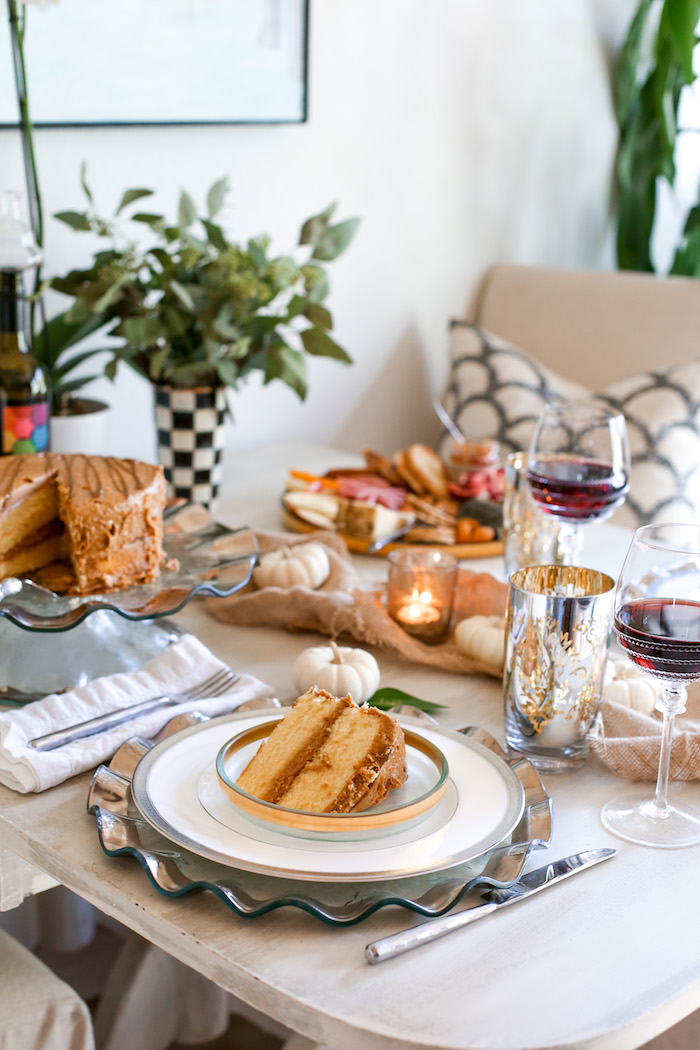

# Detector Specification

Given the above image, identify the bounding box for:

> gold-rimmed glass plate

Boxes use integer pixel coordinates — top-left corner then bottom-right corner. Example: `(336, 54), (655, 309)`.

(213, 719), (449, 840)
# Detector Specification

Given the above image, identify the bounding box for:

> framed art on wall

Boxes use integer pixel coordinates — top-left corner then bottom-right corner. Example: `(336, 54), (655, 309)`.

(0, 0), (309, 126)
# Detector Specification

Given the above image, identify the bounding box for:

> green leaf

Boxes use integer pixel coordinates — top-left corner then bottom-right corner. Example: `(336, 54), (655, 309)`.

(54, 374), (100, 396)
(104, 359), (118, 382)
(169, 279), (195, 311)
(303, 302), (333, 330)
(178, 191), (197, 231)
(365, 688), (446, 715)
(119, 316), (167, 346)
(52, 347), (108, 380)
(301, 326), (353, 363)
(115, 188), (154, 216)
(213, 301), (238, 341)
(182, 231), (209, 254)
(613, 0), (656, 125)
(64, 299), (93, 324)
(264, 346), (308, 399)
(247, 239), (268, 269)
(227, 336), (252, 360)
(215, 359), (241, 387)
(671, 203), (700, 275)
(147, 343), (170, 381)
(161, 306), (188, 337)
(131, 212), (165, 227)
(93, 278), (128, 314)
(311, 217), (361, 261)
(206, 177), (229, 218)
(660, 0), (700, 80)
(34, 310), (109, 364)
(80, 162), (94, 205)
(202, 219), (227, 252)
(301, 265), (330, 303)
(299, 203), (337, 247)
(54, 210), (92, 232)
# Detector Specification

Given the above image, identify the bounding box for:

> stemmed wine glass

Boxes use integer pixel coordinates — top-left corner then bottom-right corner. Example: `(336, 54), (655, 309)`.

(601, 524), (700, 848)
(526, 399), (630, 566)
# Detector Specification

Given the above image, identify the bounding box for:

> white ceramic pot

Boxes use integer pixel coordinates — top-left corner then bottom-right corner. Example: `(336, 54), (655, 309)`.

(50, 398), (110, 455)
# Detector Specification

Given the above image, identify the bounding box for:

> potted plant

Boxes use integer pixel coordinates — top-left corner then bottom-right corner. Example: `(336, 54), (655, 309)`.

(47, 170), (359, 504)
(6, 0), (112, 453)
(614, 0), (700, 274)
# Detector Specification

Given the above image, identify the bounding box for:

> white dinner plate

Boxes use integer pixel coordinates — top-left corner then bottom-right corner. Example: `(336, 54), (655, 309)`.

(131, 711), (525, 882)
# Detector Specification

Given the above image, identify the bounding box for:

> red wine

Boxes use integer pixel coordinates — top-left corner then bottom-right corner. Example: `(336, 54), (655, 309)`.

(615, 599), (700, 681)
(527, 455), (628, 522)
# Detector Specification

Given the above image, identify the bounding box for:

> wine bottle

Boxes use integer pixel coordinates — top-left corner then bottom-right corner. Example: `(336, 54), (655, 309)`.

(0, 269), (50, 455)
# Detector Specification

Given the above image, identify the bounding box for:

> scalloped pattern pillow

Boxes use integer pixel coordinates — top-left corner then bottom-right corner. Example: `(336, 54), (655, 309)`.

(441, 321), (700, 527)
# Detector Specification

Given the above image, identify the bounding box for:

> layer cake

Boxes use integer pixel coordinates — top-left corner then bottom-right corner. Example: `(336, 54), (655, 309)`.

(0, 453), (166, 594)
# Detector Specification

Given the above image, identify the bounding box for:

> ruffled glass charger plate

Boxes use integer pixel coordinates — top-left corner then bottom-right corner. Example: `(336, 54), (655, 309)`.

(0, 505), (258, 704)
(88, 711), (553, 925)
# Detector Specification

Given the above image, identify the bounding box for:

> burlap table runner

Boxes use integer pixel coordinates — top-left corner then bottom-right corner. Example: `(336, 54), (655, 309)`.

(206, 529), (508, 678)
(589, 681), (700, 781)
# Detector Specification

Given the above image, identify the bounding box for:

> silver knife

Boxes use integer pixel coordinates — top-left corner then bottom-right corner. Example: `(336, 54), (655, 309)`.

(365, 847), (615, 964)
(365, 519), (417, 554)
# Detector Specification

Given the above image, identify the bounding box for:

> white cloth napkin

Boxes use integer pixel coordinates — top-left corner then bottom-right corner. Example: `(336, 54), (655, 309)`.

(0, 634), (275, 793)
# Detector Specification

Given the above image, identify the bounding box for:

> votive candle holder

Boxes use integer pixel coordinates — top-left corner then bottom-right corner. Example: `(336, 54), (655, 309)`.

(387, 547), (457, 643)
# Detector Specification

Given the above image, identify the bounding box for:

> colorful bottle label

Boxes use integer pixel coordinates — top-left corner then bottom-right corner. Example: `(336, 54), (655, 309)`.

(1, 402), (50, 454)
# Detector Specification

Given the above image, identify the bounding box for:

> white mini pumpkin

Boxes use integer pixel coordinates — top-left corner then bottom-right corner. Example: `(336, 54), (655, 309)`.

(253, 542), (330, 590)
(293, 641), (381, 704)
(454, 615), (505, 672)
(602, 658), (659, 715)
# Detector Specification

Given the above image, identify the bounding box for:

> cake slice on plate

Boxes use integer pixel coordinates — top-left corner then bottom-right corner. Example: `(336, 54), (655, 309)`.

(236, 687), (407, 813)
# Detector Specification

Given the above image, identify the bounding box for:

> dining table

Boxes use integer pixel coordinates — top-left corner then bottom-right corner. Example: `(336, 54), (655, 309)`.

(0, 439), (699, 1050)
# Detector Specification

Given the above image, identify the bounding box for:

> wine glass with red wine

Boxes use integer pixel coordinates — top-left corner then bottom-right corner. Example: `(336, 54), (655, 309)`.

(601, 524), (700, 847)
(526, 400), (630, 565)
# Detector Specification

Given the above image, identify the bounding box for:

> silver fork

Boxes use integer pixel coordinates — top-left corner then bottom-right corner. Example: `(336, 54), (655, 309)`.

(28, 667), (241, 752)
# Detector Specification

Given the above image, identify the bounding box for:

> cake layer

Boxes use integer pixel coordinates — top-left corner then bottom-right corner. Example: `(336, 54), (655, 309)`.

(0, 524), (68, 579)
(237, 690), (407, 814)
(236, 688), (353, 802)
(278, 704), (406, 813)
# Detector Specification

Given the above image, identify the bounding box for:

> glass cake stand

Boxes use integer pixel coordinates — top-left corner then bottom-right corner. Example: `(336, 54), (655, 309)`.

(0, 504), (259, 704)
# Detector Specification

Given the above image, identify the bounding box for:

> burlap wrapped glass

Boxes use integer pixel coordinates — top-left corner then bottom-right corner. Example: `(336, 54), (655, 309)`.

(504, 565), (615, 772)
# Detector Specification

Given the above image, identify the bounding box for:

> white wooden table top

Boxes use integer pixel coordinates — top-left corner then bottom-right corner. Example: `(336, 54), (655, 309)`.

(1, 440), (699, 1050)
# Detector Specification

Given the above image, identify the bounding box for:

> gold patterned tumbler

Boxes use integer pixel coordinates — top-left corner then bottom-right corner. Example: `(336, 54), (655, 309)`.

(503, 565), (615, 772)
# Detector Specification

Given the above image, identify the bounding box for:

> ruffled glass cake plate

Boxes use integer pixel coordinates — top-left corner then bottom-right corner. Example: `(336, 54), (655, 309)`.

(0, 505), (258, 632)
(0, 505), (258, 704)
(87, 711), (553, 925)
(0, 612), (183, 707)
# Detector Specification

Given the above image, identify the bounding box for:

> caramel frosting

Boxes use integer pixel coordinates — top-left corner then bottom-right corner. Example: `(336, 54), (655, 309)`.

(0, 452), (166, 594)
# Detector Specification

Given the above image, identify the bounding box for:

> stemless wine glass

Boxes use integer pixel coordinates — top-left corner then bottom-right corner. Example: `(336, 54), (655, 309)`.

(601, 524), (700, 848)
(526, 399), (630, 565)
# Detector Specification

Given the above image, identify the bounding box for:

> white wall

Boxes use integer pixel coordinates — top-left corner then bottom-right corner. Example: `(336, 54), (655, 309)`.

(0, 0), (636, 463)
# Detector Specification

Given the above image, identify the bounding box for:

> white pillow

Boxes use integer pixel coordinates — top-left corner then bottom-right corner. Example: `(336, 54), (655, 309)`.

(441, 321), (700, 528)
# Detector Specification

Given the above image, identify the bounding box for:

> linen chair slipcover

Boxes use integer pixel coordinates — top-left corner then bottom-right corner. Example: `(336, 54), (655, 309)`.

(468, 263), (700, 386)
(0, 927), (94, 1050)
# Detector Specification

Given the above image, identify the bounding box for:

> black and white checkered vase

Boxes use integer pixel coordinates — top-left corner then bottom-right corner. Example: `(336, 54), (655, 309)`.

(154, 386), (227, 509)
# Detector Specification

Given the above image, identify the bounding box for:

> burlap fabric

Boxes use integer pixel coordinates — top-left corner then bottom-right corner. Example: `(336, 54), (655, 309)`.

(589, 682), (700, 781)
(206, 529), (508, 678)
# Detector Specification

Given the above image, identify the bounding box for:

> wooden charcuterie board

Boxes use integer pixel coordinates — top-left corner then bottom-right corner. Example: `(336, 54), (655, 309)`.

(280, 507), (504, 559)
